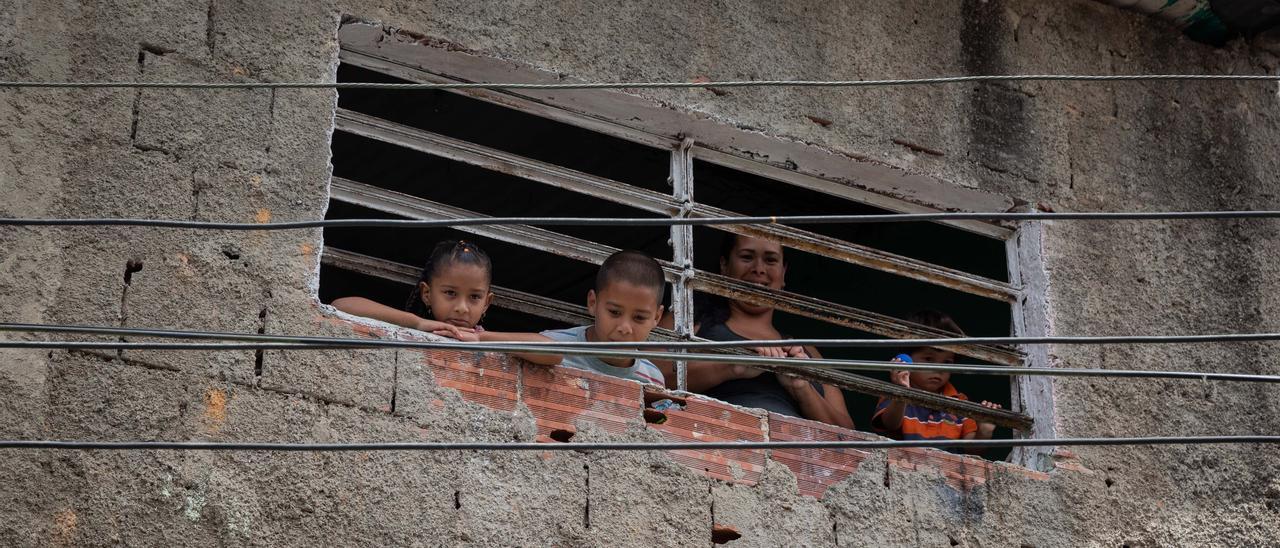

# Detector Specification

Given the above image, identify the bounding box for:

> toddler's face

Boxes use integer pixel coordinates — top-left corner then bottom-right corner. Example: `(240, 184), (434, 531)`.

(422, 263), (492, 329)
(908, 348), (956, 392)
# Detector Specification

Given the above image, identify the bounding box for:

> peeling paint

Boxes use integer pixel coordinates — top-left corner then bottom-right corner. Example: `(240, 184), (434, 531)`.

(203, 388), (228, 431)
(53, 509), (77, 546)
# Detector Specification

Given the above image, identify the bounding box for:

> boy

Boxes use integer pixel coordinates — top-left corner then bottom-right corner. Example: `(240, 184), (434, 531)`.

(871, 311), (1002, 448)
(502, 250), (666, 386)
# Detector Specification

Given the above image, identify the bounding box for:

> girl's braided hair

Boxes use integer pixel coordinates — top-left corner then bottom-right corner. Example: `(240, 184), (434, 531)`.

(404, 240), (493, 318)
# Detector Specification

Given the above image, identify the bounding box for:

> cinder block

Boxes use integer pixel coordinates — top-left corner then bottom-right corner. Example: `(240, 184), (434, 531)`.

(646, 393), (766, 484)
(767, 412), (869, 498)
(133, 52), (273, 170)
(259, 314), (394, 411)
(584, 452), (711, 545)
(521, 363), (644, 441)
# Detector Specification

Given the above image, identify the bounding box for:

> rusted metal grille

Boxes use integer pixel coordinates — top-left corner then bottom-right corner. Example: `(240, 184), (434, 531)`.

(321, 248), (1033, 429)
(325, 34), (1032, 431)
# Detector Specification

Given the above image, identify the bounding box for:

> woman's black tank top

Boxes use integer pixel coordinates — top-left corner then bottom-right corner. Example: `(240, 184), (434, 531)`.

(697, 321), (823, 418)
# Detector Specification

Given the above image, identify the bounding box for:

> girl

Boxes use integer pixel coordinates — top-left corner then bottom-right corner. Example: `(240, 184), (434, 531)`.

(331, 240), (494, 341)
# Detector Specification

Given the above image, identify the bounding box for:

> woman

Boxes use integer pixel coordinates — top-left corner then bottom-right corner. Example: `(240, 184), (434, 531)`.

(661, 234), (854, 428)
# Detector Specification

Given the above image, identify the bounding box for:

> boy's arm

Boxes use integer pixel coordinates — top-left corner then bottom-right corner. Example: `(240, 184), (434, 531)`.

(872, 369), (911, 431)
(961, 405), (1002, 455)
(330, 297), (466, 339)
(477, 330), (562, 366)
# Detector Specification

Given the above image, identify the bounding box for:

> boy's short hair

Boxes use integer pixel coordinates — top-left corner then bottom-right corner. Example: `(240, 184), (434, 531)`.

(596, 250), (666, 304)
(903, 310), (965, 355)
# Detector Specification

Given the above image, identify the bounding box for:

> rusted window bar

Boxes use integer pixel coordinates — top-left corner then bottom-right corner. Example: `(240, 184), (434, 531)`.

(333, 109), (1018, 303)
(320, 247), (1033, 429)
(329, 176), (1023, 367)
(670, 137), (696, 391)
(336, 44), (1014, 240)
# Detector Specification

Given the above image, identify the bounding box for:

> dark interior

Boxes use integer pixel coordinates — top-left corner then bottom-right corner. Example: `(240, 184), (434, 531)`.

(321, 63), (1016, 459)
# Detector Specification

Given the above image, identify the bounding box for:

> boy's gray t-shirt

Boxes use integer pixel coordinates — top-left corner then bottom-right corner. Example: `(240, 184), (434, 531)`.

(539, 326), (665, 386)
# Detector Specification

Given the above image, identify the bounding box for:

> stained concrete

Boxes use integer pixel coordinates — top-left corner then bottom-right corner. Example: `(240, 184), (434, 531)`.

(3, 0), (1280, 545)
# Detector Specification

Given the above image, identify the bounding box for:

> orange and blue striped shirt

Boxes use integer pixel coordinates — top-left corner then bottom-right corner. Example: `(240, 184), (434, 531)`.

(871, 383), (978, 441)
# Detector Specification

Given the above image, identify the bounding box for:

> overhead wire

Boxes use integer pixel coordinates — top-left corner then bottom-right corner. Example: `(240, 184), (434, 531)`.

(2, 73), (1280, 91)
(1, 436), (1279, 452)
(8, 322), (1280, 348)
(4, 323), (1279, 383)
(2, 210), (1280, 231)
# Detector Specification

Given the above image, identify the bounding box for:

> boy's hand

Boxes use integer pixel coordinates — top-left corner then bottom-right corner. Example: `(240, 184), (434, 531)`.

(889, 370), (911, 388)
(976, 400), (1002, 438)
(730, 364), (766, 379)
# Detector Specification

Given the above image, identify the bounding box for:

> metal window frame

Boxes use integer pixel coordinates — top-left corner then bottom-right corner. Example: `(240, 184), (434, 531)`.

(329, 176), (1022, 367)
(334, 108), (1018, 303)
(335, 23), (1017, 240)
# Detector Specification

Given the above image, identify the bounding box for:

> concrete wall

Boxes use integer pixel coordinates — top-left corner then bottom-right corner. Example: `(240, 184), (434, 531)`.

(2, 0), (1279, 545)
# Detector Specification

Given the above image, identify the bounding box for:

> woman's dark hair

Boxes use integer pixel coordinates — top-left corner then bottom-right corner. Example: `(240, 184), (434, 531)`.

(694, 233), (787, 328)
(404, 240), (493, 317)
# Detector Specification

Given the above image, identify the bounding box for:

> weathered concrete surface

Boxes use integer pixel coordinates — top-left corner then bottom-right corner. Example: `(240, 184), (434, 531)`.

(3, 0), (1280, 545)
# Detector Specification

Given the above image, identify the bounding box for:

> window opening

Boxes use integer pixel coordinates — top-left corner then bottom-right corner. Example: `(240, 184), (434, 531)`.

(322, 23), (1033, 461)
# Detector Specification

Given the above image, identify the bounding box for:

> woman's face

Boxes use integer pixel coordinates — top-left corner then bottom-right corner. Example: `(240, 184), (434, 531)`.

(721, 236), (786, 314)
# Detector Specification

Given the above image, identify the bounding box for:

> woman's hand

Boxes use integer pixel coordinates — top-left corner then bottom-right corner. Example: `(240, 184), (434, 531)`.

(729, 363), (766, 379)
(732, 344), (801, 379)
(778, 373), (812, 393)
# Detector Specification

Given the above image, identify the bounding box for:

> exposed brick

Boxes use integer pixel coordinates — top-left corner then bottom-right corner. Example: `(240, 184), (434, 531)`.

(429, 351), (520, 412)
(520, 363), (644, 439)
(647, 395), (766, 484)
(767, 412), (868, 498)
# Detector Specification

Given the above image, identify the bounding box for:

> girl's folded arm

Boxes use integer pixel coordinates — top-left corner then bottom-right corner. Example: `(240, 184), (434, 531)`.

(331, 297), (422, 330)
(330, 296), (464, 338)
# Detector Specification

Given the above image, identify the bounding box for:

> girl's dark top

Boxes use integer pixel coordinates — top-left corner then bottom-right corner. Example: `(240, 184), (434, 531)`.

(697, 321), (824, 419)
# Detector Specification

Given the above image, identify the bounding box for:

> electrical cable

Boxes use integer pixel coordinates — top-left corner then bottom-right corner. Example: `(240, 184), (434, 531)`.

(1, 436), (1278, 452)
(10, 322), (1280, 349)
(2, 210), (1280, 231)
(3, 74), (1280, 91)
(4, 323), (1279, 383)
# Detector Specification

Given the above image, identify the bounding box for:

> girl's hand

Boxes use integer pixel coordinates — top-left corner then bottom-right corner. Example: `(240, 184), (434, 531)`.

(450, 327), (480, 342)
(976, 400), (1002, 438)
(417, 319), (464, 340)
